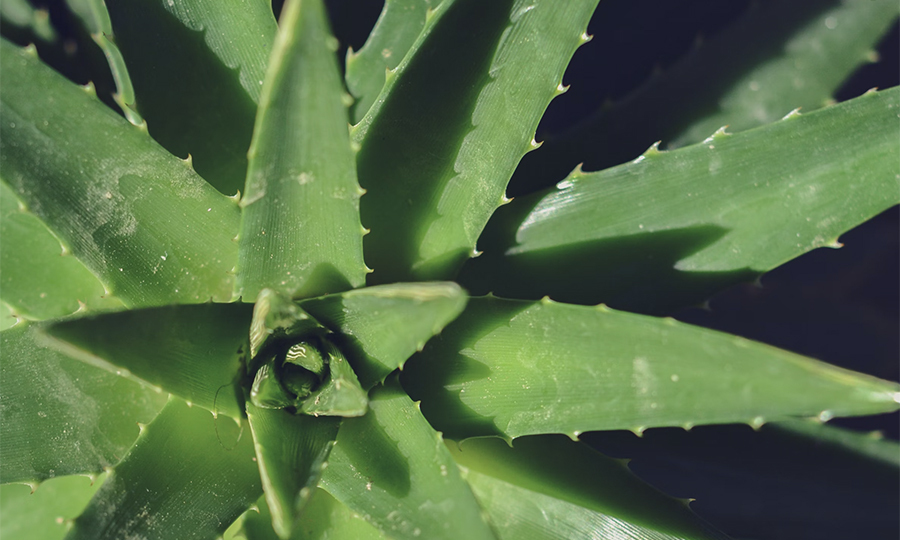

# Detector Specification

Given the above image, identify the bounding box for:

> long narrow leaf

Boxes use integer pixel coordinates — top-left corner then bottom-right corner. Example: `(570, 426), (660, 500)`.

(356, 0), (597, 282)
(0, 39), (242, 307)
(463, 87), (900, 314)
(66, 397), (261, 540)
(321, 380), (496, 540)
(402, 297), (900, 440)
(237, 0), (366, 300)
(246, 406), (340, 539)
(241, 490), (388, 540)
(344, 0), (441, 123)
(0, 325), (166, 484)
(104, 0), (276, 194)
(300, 282), (467, 388)
(511, 0), (899, 195)
(44, 303), (253, 419)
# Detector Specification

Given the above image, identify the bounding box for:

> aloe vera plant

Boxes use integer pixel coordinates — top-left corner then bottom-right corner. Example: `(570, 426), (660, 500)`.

(1, 0), (898, 539)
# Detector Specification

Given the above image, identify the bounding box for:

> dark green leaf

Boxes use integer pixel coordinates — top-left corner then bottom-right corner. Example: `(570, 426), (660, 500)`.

(463, 88), (900, 314)
(247, 404), (340, 539)
(241, 490), (387, 540)
(356, 0), (597, 282)
(301, 282), (467, 388)
(66, 397), (261, 540)
(44, 303), (253, 419)
(321, 381), (496, 540)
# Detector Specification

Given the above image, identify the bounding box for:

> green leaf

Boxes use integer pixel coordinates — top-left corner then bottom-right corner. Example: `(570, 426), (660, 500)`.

(66, 397), (261, 540)
(104, 0), (276, 194)
(241, 490), (388, 540)
(237, 0), (366, 301)
(321, 381), (496, 540)
(344, 0), (441, 123)
(512, 0), (899, 195)
(771, 419), (900, 467)
(247, 404), (340, 539)
(463, 87), (900, 314)
(301, 282), (467, 388)
(465, 471), (714, 540)
(44, 303), (253, 419)
(402, 297), (900, 440)
(448, 436), (724, 539)
(1, 302), (19, 330)
(0, 473), (105, 540)
(355, 0), (597, 283)
(0, 39), (242, 307)
(0, 182), (123, 321)
(250, 288), (323, 361)
(65, 0), (142, 124)
(299, 339), (368, 418)
(0, 324), (166, 484)
(0, 0), (55, 42)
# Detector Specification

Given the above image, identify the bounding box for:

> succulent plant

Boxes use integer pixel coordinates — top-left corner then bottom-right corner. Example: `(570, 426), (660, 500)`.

(1, 1), (898, 539)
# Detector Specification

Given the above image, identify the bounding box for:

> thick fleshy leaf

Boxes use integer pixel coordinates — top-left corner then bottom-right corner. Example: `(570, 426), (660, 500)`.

(0, 474), (105, 540)
(104, 0), (276, 194)
(250, 288), (323, 361)
(402, 297), (900, 440)
(66, 397), (261, 540)
(241, 490), (387, 540)
(44, 303), (254, 419)
(0, 182), (123, 321)
(65, 0), (142, 124)
(0, 324), (166, 484)
(463, 87), (900, 314)
(356, 0), (597, 283)
(584, 420), (900, 540)
(449, 436), (724, 539)
(321, 381), (496, 540)
(466, 471), (712, 540)
(247, 404), (340, 539)
(301, 282), (467, 388)
(344, 0), (441, 123)
(0, 39), (242, 307)
(511, 0), (899, 195)
(298, 340), (368, 417)
(237, 0), (366, 301)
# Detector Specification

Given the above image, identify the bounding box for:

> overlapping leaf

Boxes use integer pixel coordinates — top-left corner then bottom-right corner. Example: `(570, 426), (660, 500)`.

(66, 398), (261, 540)
(355, 0), (597, 282)
(403, 297), (900, 440)
(0, 474), (105, 540)
(0, 39), (242, 307)
(0, 325), (166, 484)
(463, 88), (900, 313)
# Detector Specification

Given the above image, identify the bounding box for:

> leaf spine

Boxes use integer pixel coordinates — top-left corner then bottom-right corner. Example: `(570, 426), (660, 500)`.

(22, 43), (37, 57)
(81, 81), (97, 96)
(781, 107), (802, 120)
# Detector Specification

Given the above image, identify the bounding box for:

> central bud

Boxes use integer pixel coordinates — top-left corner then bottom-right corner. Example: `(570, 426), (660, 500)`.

(247, 289), (368, 417)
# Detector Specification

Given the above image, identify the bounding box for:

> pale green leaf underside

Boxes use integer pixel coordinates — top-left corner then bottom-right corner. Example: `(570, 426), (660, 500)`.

(300, 282), (467, 388)
(44, 303), (253, 419)
(321, 382), (496, 540)
(514, 0), (899, 194)
(0, 40), (242, 307)
(345, 0), (441, 123)
(237, 0), (366, 301)
(402, 297), (900, 440)
(355, 0), (597, 283)
(465, 87), (900, 312)
(0, 183), (123, 321)
(449, 436), (724, 540)
(0, 325), (166, 484)
(0, 473), (105, 540)
(247, 404), (340, 539)
(241, 490), (387, 540)
(66, 398), (261, 540)
(104, 0), (276, 194)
